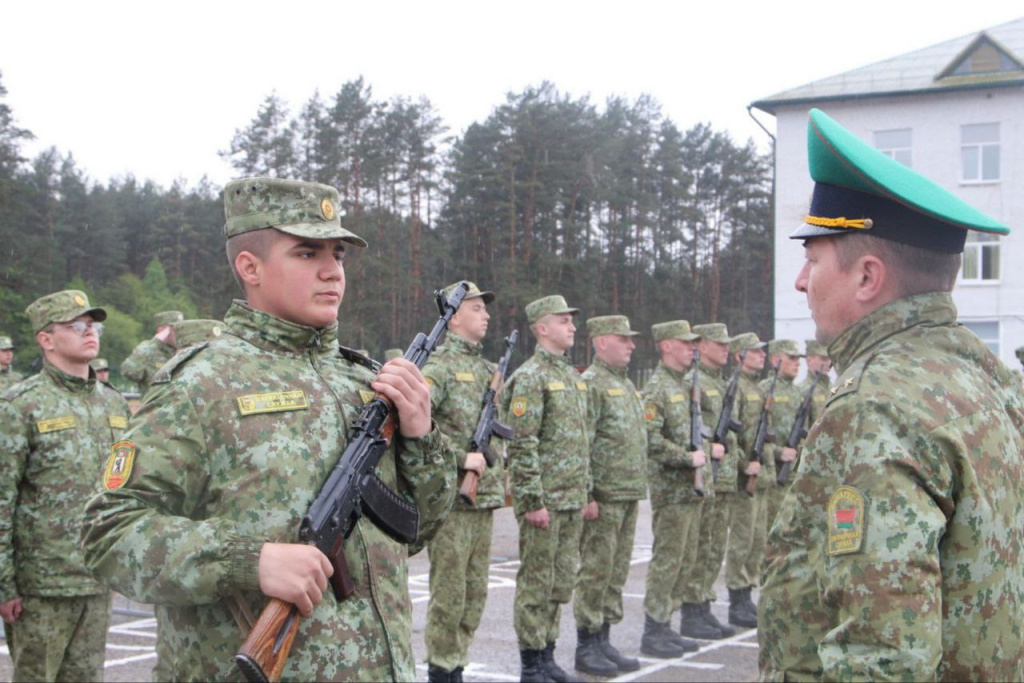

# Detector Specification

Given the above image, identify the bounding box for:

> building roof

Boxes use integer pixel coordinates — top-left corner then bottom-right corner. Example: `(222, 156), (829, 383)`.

(751, 17), (1024, 113)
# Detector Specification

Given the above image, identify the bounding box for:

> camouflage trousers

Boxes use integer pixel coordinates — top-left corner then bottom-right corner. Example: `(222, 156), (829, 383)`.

(152, 605), (171, 682)
(644, 500), (702, 622)
(765, 481), (790, 536)
(3, 593), (111, 682)
(425, 508), (495, 671)
(514, 508), (582, 650)
(573, 500), (639, 632)
(690, 492), (731, 603)
(725, 487), (769, 589)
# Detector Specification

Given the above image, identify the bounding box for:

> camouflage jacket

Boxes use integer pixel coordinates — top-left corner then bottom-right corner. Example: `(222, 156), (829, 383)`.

(423, 332), (506, 511)
(81, 301), (456, 682)
(501, 345), (589, 515)
(689, 363), (740, 493)
(799, 371), (831, 427)
(582, 357), (646, 502)
(0, 362), (129, 600)
(759, 292), (1024, 681)
(642, 362), (708, 507)
(0, 365), (23, 392)
(762, 375), (802, 482)
(120, 336), (175, 393)
(736, 371), (775, 491)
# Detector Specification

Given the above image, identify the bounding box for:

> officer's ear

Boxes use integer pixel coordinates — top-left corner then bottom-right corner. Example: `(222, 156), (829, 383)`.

(853, 253), (888, 305)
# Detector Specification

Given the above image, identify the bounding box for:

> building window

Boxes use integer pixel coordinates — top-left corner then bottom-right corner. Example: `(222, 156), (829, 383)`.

(874, 128), (912, 167)
(961, 123), (1000, 182)
(961, 320), (999, 355)
(961, 232), (1000, 282)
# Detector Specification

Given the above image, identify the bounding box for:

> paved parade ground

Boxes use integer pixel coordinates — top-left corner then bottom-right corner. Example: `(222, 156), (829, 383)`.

(0, 501), (759, 682)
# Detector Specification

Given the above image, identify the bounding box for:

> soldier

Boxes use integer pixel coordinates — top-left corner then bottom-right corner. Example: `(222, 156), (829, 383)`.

(89, 357), (111, 384)
(722, 332), (767, 629)
(801, 339), (831, 425)
(0, 335), (23, 390)
(573, 315), (646, 677)
(81, 177), (456, 680)
(120, 310), (183, 394)
(1014, 346), (1024, 383)
(173, 319), (226, 349)
(0, 290), (130, 682)
(502, 295), (589, 682)
(678, 323), (736, 640)
(640, 320), (705, 657)
(422, 281), (502, 683)
(759, 109), (1024, 680)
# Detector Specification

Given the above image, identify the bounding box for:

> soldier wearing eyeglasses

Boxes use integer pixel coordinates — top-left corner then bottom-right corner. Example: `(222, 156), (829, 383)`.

(0, 290), (130, 682)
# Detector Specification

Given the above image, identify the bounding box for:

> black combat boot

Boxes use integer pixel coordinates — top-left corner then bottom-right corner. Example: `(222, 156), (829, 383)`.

(679, 602), (725, 640)
(542, 642), (583, 682)
(728, 588), (758, 628)
(640, 613), (686, 659)
(742, 586), (759, 620)
(574, 628), (618, 677)
(451, 665), (464, 683)
(703, 600), (736, 637)
(427, 663), (453, 682)
(599, 622), (640, 672)
(520, 649), (554, 682)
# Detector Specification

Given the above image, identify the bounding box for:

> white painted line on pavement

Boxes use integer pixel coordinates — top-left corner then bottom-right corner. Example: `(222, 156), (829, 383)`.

(104, 652), (158, 668)
(613, 629), (756, 682)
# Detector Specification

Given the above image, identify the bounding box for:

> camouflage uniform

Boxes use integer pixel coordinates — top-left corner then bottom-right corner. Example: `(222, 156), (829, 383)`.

(423, 330), (504, 673)
(759, 292), (1024, 680)
(0, 335), (22, 391)
(502, 337), (589, 652)
(82, 301), (455, 681)
(0, 292), (130, 682)
(764, 371), (804, 534)
(574, 355), (646, 632)
(119, 336), (176, 394)
(799, 365), (831, 429)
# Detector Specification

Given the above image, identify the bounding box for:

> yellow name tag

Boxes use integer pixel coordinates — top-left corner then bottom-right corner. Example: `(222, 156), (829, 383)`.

(154, 361), (165, 369)
(37, 416), (77, 433)
(576, 382), (587, 391)
(670, 394), (685, 403)
(237, 390), (309, 416)
(705, 389), (720, 397)
(606, 388), (626, 397)
(108, 416), (128, 429)
(548, 382), (565, 391)
(455, 372), (476, 382)
(745, 393), (759, 400)
(775, 396), (791, 403)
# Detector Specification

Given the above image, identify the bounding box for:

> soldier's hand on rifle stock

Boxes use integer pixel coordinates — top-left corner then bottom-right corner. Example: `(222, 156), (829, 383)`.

(525, 507), (550, 530)
(464, 452), (486, 477)
(744, 461), (762, 476)
(372, 358), (432, 438)
(711, 443), (725, 460)
(690, 450), (706, 468)
(582, 501), (599, 521)
(781, 447), (797, 462)
(258, 543), (334, 616)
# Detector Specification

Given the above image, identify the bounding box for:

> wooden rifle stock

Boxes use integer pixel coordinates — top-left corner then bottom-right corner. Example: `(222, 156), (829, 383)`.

(459, 470), (481, 505)
(235, 599), (301, 683)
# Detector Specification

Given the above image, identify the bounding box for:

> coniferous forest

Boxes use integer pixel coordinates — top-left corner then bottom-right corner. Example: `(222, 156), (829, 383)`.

(0, 72), (774, 385)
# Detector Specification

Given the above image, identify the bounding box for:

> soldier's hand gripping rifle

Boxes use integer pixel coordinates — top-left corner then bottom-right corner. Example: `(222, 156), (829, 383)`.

(234, 282), (470, 683)
(745, 359), (780, 497)
(459, 330), (518, 505)
(711, 349), (745, 481)
(777, 370), (821, 486)
(688, 349), (710, 497)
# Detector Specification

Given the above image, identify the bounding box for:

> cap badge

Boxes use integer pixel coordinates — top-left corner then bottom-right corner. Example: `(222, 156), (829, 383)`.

(321, 198), (335, 221)
(74, 294), (86, 307)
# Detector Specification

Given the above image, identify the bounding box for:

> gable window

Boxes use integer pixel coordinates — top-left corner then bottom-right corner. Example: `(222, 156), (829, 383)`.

(874, 129), (912, 167)
(961, 232), (1000, 282)
(961, 123), (1000, 182)
(960, 320), (999, 355)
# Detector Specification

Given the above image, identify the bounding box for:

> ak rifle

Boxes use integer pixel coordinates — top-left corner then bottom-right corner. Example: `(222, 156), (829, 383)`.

(688, 349), (709, 496)
(711, 349), (745, 481)
(777, 370), (822, 486)
(745, 359), (780, 496)
(234, 282), (470, 683)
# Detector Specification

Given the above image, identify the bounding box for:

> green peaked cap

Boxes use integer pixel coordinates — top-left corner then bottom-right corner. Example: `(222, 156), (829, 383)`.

(790, 109), (1009, 253)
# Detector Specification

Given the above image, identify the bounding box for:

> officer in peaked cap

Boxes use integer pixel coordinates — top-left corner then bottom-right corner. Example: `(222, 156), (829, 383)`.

(81, 177), (454, 681)
(0, 334), (22, 390)
(760, 109), (1024, 680)
(120, 310), (184, 394)
(0, 290), (129, 681)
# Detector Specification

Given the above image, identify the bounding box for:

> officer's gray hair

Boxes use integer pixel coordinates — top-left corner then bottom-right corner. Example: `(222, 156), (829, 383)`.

(225, 229), (279, 292)
(832, 233), (962, 296)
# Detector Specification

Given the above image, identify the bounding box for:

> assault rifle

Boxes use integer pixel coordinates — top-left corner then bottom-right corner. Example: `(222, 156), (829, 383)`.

(711, 349), (745, 481)
(234, 282), (470, 683)
(745, 359), (780, 496)
(688, 349), (708, 496)
(777, 370), (821, 486)
(458, 330), (518, 505)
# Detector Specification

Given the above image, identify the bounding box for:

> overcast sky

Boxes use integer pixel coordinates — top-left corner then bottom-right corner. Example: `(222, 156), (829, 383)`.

(2, 1), (1020, 188)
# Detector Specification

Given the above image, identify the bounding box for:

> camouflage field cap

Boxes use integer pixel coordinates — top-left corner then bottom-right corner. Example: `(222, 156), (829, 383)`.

(526, 295), (579, 324)
(443, 280), (494, 304)
(791, 109), (1009, 253)
(173, 319), (225, 348)
(90, 357), (109, 371)
(26, 290), (107, 333)
(651, 320), (700, 343)
(223, 177), (368, 247)
(384, 348), (404, 360)
(0, 335), (13, 350)
(693, 323), (733, 344)
(586, 315), (640, 338)
(730, 332), (766, 353)
(768, 339), (804, 357)
(154, 311), (184, 328)
(805, 340), (828, 357)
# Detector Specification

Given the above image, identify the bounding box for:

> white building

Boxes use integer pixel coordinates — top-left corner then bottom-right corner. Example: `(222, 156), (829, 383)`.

(751, 17), (1024, 367)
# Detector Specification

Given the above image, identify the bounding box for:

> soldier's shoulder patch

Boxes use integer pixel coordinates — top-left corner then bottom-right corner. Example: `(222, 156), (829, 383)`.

(103, 440), (136, 490)
(644, 402), (658, 421)
(152, 343), (209, 385)
(511, 397), (528, 417)
(827, 485), (866, 556)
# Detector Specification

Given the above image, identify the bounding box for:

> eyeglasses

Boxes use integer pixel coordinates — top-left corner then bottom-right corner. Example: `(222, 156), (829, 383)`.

(58, 320), (105, 337)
